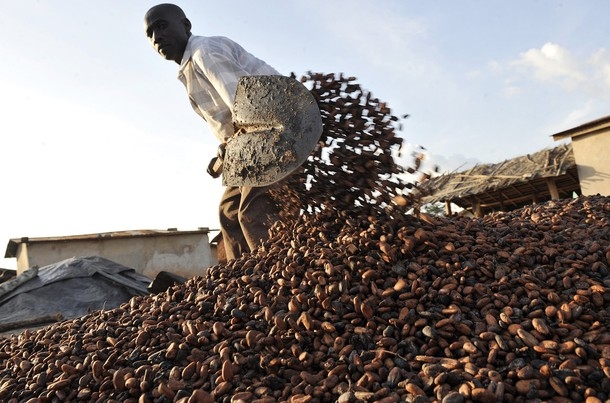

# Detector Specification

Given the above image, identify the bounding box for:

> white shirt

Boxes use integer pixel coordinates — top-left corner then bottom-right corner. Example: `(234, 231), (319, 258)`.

(178, 35), (280, 141)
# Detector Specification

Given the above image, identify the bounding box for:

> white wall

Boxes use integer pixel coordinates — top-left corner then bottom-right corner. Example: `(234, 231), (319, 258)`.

(572, 131), (610, 196)
(18, 232), (217, 280)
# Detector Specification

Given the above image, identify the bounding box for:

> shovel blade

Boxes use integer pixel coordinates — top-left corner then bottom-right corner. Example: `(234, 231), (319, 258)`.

(222, 75), (323, 187)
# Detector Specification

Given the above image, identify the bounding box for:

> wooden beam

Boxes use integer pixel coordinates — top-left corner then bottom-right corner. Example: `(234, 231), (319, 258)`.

(479, 193), (550, 209)
(472, 199), (483, 218)
(498, 192), (505, 211)
(566, 170), (581, 194)
(506, 185), (527, 207)
(452, 173), (529, 179)
(546, 178), (560, 200)
(525, 182), (540, 198)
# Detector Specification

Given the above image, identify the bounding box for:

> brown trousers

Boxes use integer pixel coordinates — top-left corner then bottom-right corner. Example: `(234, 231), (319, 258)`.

(218, 185), (278, 261)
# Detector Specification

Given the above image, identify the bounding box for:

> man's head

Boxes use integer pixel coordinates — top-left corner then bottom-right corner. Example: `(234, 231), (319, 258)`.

(144, 4), (192, 64)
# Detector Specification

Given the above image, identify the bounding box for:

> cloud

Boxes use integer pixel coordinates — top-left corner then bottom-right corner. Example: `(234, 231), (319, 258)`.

(563, 101), (597, 124)
(547, 99), (610, 135)
(511, 43), (586, 90)
(496, 43), (610, 100)
(589, 48), (610, 90)
(303, 1), (436, 77)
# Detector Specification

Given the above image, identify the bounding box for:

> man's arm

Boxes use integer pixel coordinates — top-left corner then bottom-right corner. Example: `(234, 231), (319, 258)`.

(198, 50), (249, 114)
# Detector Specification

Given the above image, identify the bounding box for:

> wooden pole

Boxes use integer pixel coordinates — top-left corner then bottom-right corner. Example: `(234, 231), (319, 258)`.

(546, 178), (560, 200)
(472, 200), (483, 218)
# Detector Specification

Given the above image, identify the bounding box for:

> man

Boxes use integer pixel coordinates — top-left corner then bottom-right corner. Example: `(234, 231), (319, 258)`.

(144, 3), (281, 261)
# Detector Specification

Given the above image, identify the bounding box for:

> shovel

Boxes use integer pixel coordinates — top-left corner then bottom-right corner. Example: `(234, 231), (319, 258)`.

(219, 75), (323, 187)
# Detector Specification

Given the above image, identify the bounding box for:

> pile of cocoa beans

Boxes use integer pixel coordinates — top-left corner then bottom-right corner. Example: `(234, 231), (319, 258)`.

(0, 194), (608, 402)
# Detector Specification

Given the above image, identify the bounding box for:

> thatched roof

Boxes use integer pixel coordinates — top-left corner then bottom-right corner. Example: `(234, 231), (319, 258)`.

(421, 143), (580, 214)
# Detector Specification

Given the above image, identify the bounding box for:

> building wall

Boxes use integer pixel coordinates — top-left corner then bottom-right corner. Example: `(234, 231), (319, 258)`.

(18, 233), (216, 280)
(572, 131), (610, 196)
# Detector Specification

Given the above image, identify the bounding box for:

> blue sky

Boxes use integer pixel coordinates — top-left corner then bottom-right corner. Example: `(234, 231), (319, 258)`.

(1, 1), (609, 269)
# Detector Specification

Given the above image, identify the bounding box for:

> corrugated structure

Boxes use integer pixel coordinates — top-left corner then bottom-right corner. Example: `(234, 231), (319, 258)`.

(421, 143), (580, 217)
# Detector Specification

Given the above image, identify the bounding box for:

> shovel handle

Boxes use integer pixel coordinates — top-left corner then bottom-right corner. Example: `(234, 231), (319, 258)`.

(207, 143), (227, 178)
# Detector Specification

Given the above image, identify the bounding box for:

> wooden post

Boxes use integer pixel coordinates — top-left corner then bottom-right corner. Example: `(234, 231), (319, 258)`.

(546, 178), (560, 200)
(444, 201), (452, 216)
(472, 201), (483, 218)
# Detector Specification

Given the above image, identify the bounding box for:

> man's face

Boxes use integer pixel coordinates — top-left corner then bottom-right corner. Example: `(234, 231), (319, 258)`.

(144, 8), (190, 64)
